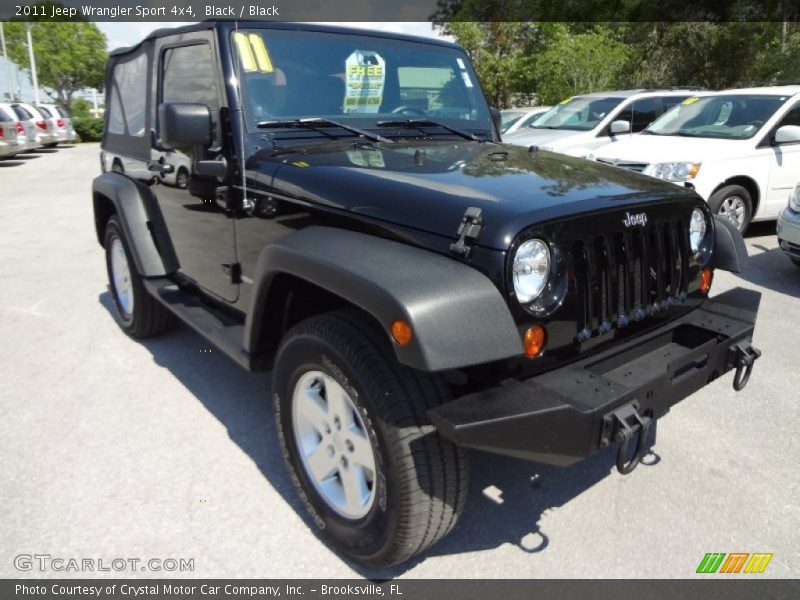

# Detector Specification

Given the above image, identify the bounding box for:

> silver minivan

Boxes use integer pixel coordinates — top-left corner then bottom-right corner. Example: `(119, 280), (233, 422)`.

(0, 104), (22, 159)
(3, 103), (41, 152)
(37, 103), (77, 144)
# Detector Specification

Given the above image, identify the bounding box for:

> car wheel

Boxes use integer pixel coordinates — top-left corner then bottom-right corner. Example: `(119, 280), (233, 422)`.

(176, 168), (189, 189)
(273, 310), (469, 569)
(791, 257), (800, 268)
(104, 216), (174, 338)
(708, 185), (752, 233)
(45, 143), (57, 148)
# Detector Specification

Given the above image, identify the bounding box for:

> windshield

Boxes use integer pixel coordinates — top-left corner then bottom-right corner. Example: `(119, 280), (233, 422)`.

(500, 110), (524, 132)
(646, 94), (788, 139)
(529, 96), (625, 131)
(232, 29), (492, 138)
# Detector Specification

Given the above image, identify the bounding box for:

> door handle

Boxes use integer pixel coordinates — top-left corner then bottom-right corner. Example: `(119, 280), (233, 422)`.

(147, 162), (174, 174)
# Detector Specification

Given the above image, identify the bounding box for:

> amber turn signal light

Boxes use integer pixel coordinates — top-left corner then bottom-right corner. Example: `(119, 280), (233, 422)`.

(390, 320), (413, 346)
(700, 268), (713, 294)
(523, 324), (547, 358)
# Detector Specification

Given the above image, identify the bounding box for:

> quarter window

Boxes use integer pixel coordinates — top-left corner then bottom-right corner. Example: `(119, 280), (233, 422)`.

(628, 97), (660, 132)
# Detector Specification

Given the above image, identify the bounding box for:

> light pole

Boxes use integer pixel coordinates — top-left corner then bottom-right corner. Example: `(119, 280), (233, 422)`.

(1, 22), (14, 102)
(25, 21), (39, 104)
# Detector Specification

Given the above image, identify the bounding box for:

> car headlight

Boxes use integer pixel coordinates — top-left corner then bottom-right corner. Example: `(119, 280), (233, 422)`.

(789, 182), (800, 212)
(645, 162), (701, 182)
(689, 208), (707, 254)
(513, 239), (550, 303)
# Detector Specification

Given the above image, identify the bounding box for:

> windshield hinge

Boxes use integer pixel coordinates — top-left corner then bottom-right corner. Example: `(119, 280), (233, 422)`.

(450, 207), (484, 259)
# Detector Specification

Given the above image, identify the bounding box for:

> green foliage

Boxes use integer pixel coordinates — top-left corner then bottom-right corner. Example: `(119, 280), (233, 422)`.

(533, 25), (630, 105)
(72, 117), (103, 142)
(3, 16), (107, 110)
(69, 98), (93, 119)
(436, 15), (800, 107)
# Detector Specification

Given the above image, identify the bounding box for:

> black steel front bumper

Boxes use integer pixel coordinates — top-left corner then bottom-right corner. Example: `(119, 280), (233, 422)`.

(429, 287), (761, 470)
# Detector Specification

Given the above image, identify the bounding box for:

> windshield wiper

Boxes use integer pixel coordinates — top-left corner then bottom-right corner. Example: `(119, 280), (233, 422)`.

(257, 118), (393, 144)
(376, 118), (483, 142)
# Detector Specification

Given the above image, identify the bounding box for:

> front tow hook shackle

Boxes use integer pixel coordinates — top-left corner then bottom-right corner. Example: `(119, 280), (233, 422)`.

(602, 403), (652, 475)
(730, 341), (761, 392)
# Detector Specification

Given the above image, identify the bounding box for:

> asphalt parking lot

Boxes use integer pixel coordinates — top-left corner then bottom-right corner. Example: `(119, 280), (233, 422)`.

(1, 143), (798, 579)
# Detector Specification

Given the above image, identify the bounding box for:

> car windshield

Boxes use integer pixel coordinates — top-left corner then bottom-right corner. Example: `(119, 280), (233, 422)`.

(645, 94), (788, 139)
(529, 96), (625, 131)
(232, 29), (493, 138)
(500, 110), (525, 132)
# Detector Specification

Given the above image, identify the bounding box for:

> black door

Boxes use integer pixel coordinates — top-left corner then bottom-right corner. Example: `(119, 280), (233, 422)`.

(152, 33), (238, 303)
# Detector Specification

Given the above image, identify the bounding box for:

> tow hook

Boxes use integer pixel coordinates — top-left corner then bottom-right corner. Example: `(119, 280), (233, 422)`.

(601, 403), (652, 475)
(729, 341), (761, 391)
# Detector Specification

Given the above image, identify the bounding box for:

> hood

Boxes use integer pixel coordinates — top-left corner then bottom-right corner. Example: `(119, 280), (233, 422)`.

(502, 127), (579, 147)
(250, 141), (696, 250)
(593, 133), (751, 163)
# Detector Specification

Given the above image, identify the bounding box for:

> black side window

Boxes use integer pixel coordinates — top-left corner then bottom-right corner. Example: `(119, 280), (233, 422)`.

(37, 106), (52, 117)
(777, 102), (800, 128)
(12, 105), (31, 120)
(162, 44), (219, 108)
(630, 97), (660, 132)
(108, 53), (148, 137)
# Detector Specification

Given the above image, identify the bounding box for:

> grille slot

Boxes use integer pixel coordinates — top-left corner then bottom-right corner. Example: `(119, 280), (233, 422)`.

(573, 220), (690, 340)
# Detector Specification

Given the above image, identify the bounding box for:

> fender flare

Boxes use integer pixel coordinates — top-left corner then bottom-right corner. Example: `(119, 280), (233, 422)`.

(711, 214), (748, 273)
(245, 227), (523, 372)
(92, 172), (177, 277)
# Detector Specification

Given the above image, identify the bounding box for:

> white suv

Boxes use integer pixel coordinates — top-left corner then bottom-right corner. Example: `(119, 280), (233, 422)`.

(591, 86), (800, 231)
(502, 88), (700, 157)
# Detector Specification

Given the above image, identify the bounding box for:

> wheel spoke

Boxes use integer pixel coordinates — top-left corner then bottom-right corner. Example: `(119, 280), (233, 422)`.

(339, 463), (369, 515)
(298, 386), (329, 435)
(347, 428), (375, 474)
(324, 375), (352, 424)
(305, 443), (337, 483)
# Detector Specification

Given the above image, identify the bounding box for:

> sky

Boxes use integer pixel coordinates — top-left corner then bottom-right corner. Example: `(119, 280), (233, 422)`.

(97, 21), (447, 51)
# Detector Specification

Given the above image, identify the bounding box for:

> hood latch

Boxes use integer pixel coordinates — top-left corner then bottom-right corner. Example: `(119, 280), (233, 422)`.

(450, 207), (484, 259)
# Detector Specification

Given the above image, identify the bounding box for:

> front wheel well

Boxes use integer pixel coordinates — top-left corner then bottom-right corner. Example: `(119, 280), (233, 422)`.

(711, 176), (760, 215)
(93, 191), (116, 247)
(254, 273), (387, 356)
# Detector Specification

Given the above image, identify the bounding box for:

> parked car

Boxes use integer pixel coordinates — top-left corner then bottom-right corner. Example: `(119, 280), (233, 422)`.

(503, 88), (700, 157)
(36, 103), (77, 145)
(777, 182), (800, 267)
(2, 103), (42, 152)
(0, 104), (22, 159)
(499, 106), (550, 135)
(591, 87), (800, 232)
(93, 22), (761, 568)
(14, 102), (60, 147)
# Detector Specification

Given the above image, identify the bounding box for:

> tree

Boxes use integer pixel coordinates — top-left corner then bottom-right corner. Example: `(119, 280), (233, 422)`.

(533, 25), (630, 104)
(437, 22), (539, 107)
(3, 20), (107, 109)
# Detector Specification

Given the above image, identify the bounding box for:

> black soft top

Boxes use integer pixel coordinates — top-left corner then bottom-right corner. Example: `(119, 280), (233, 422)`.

(109, 21), (462, 57)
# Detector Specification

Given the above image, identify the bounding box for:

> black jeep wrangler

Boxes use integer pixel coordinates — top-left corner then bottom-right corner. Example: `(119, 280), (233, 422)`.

(93, 21), (761, 568)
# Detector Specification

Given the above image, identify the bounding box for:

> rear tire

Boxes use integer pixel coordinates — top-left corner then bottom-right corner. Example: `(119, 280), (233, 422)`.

(273, 310), (469, 569)
(791, 257), (800, 268)
(104, 216), (174, 338)
(709, 185), (752, 233)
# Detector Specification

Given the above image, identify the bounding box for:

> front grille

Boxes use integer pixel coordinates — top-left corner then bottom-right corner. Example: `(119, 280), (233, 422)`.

(572, 220), (691, 341)
(596, 158), (649, 173)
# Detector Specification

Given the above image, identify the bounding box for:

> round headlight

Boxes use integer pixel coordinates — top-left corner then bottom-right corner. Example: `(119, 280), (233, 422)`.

(689, 208), (707, 254)
(513, 239), (551, 303)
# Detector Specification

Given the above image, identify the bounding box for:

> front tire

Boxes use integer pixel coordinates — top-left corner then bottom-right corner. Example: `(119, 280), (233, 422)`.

(709, 184), (752, 233)
(273, 310), (469, 569)
(104, 216), (174, 338)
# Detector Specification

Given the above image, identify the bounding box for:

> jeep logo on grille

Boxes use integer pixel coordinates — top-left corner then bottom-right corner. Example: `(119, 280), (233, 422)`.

(622, 211), (648, 227)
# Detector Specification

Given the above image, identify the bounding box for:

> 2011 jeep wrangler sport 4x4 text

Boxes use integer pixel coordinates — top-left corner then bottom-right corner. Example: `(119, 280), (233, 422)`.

(93, 22), (762, 568)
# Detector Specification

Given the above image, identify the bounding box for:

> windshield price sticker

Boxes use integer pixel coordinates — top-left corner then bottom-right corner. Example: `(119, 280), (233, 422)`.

(344, 51), (386, 114)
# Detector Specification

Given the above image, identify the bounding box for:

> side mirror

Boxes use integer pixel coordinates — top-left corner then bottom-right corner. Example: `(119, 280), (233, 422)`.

(775, 125), (800, 144)
(609, 120), (631, 134)
(158, 102), (212, 150)
(490, 107), (502, 135)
